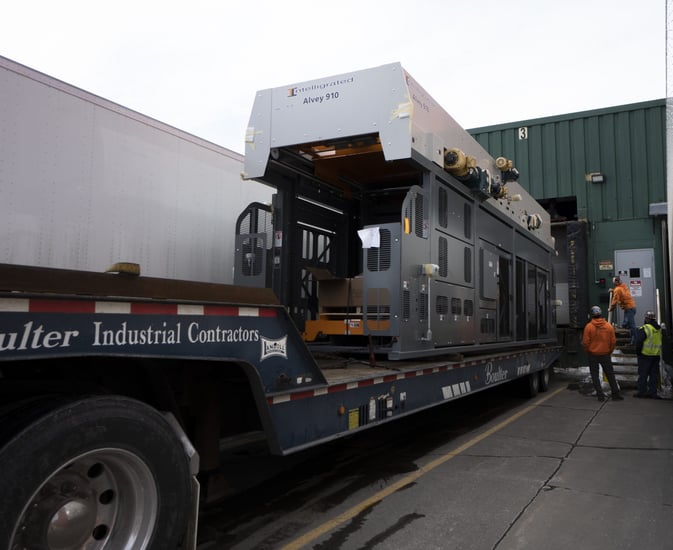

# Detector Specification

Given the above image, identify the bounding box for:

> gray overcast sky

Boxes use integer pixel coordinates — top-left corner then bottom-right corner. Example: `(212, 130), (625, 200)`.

(1, 0), (666, 154)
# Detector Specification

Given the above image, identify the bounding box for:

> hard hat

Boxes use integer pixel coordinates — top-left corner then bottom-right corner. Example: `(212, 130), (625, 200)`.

(644, 311), (656, 320)
(590, 305), (602, 317)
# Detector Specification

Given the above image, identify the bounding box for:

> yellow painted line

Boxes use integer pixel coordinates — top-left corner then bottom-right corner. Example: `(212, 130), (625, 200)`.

(282, 385), (566, 550)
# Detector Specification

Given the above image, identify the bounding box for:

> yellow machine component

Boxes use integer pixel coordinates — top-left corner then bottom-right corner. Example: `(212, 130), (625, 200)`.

(303, 318), (364, 341)
(527, 213), (543, 230)
(495, 156), (513, 171)
(491, 184), (508, 199)
(303, 274), (368, 342)
(443, 148), (476, 178)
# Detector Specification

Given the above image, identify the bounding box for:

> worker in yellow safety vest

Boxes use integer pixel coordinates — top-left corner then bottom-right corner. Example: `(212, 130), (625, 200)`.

(634, 311), (662, 399)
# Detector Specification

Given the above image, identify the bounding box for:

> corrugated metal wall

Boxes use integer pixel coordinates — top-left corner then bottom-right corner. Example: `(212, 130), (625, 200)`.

(470, 100), (666, 221)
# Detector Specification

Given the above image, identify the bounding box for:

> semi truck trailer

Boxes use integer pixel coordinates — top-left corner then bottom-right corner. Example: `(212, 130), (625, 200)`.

(0, 58), (561, 549)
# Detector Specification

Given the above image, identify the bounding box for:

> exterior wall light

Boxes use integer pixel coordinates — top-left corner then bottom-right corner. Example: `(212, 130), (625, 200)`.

(588, 172), (605, 184)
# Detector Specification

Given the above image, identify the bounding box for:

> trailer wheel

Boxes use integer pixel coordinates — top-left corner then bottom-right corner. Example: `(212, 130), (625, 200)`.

(525, 371), (540, 397)
(538, 366), (552, 392)
(0, 395), (192, 550)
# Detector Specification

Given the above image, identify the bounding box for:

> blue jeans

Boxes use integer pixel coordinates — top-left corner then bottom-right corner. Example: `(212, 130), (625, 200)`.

(623, 308), (636, 343)
(637, 354), (660, 396)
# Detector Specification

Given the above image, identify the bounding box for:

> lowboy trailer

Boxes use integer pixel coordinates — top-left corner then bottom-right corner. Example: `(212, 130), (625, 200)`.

(0, 60), (561, 549)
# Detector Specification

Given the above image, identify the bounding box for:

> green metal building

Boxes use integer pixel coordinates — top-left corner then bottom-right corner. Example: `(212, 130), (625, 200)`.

(469, 99), (667, 365)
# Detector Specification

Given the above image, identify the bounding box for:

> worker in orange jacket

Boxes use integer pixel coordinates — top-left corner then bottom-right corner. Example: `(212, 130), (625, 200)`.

(608, 276), (637, 344)
(583, 305), (623, 401)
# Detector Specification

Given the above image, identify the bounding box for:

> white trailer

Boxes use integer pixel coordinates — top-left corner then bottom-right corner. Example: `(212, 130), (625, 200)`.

(0, 55), (269, 283)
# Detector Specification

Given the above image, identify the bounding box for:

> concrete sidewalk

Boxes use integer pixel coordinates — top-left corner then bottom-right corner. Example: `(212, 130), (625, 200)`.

(497, 386), (673, 550)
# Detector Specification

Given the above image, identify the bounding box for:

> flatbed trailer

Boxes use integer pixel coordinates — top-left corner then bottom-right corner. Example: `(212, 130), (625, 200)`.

(0, 60), (562, 549)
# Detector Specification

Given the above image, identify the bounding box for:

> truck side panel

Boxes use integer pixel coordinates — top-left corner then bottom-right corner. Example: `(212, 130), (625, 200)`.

(0, 294), (326, 394)
(0, 280), (560, 456)
(266, 347), (560, 454)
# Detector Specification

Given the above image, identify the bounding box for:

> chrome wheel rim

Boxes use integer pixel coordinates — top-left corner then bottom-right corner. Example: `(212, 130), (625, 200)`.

(11, 448), (157, 550)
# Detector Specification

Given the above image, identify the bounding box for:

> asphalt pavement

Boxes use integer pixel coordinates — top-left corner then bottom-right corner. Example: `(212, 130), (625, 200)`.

(297, 382), (673, 550)
(198, 378), (673, 550)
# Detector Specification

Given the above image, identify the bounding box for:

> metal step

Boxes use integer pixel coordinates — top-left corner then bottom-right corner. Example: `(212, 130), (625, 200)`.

(611, 349), (638, 385)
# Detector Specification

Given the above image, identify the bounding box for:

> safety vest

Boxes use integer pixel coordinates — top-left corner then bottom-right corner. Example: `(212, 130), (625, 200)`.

(640, 324), (662, 356)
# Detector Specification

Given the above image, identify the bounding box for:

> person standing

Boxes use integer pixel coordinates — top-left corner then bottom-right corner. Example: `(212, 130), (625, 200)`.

(608, 276), (637, 344)
(583, 305), (624, 401)
(634, 311), (662, 399)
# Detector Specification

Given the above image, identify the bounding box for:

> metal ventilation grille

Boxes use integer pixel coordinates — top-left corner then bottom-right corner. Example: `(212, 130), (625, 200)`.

(464, 247), (472, 283)
(480, 318), (496, 334)
(451, 298), (461, 315)
(464, 299), (474, 317)
(438, 187), (448, 228)
(463, 203), (472, 239)
(436, 295), (448, 315)
(414, 194), (425, 238)
(418, 289), (428, 321)
(438, 237), (448, 277)
(402, 289), (410, 320)
(366, 228), (391, 271)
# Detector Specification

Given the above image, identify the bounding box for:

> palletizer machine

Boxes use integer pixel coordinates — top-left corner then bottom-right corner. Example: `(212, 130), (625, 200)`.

(237, 62), (555, 360)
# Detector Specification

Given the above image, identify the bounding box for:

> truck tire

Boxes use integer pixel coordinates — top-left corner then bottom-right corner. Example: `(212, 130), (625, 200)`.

(525, 371), (540, 397)
(0, 395), (192, 549)
(538, 366), (552, 392)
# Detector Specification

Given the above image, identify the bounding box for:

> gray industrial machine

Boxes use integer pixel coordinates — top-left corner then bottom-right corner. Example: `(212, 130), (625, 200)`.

(236, 62), (555, 359)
